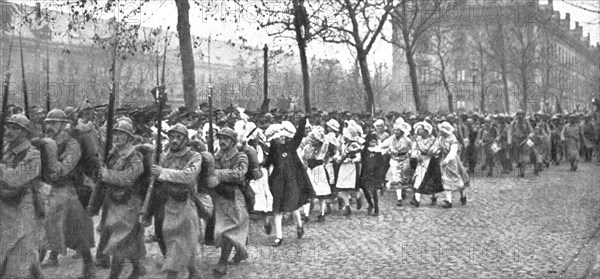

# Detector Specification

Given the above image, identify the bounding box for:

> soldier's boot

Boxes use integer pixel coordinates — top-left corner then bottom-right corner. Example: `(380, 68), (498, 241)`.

(78, 249), (96, 279)
(95, 255), (110, 269)
(213, 260), (227, 276)
(38, 249), (46, 263)
(187, 265), (202, 279)
(213, 241), (232, 276)
(126, 258), (142, 279)
(232, 249), (248, 264)
(41, 251), (59, 268)
(518, 164), (525, 178)
(165, 271), (179, 279)
(108, 259), (124, 279)
(29, 261), (45, 279)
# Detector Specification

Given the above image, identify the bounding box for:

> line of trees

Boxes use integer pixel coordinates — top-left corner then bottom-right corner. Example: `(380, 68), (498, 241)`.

(2, 0), (597, 113)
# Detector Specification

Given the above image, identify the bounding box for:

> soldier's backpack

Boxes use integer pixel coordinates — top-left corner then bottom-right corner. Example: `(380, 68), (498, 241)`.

(195, 151), (216, 219)
(239, 143), (262, 181)
(69, 122), (103, 186)
(134, 144), (155, 199)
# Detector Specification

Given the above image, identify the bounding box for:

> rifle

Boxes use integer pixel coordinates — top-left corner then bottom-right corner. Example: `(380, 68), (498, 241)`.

(86, 35), (119, 215)
(0, 33), (15, 149)
(19, 32), (29, 118)
(46, 43), (50, 112)
(140, 28), (170, 224)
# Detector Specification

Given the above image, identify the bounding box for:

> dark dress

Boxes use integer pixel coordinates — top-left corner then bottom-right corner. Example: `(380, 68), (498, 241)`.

(264, 117), (315, 213)
(416, 156), (444, 195)
(359, 148), (387, 190)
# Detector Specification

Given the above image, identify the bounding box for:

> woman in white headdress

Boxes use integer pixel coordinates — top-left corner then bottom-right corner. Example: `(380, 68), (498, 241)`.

(263, 117), (314, 246)
(334, 123), (363, 216)
(301, 126), (337, 222)
(437, 121), (470, 208)
(411, 121), (443, 207)
(239, 121), (275, 235)
(380, 119), (414, 206)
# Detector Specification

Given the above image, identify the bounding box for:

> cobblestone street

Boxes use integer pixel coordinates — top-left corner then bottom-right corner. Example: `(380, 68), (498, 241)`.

(44, 162), (600, 278)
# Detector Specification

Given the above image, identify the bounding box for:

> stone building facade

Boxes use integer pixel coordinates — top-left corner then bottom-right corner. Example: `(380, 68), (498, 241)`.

(391, 0), (600, 114)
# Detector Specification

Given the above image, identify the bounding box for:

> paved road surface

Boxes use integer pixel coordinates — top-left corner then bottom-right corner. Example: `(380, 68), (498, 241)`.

(44, 162), (600, 278)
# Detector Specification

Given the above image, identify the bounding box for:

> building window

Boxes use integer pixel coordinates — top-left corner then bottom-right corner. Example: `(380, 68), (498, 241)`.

(58, 59), (65, 74)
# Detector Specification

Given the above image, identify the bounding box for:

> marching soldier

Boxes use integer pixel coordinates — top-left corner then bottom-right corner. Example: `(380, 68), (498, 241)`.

(561, 114), (582, 171)
(39, 109), (96, 279)
(212, 127), (250, 275)
(1, 115), (44, 279)
(549, 114), (563, 165)
(508, 110), (534, 177)
(464, 118), (479, 175)
(96, 120), (146, 279)
(150, 123), (202, 279)
(476, 117), (498, 177)
(581, 115), (596, 162)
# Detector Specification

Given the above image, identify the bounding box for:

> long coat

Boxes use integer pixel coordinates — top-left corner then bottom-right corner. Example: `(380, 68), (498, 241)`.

(264, 117), (315, 213)
(1, 140), (43, 278)
(44, 131), (95, 254)
(156, 147), (202, 274)
(99, 144), (145, 261)
(213, 146), (249, 257)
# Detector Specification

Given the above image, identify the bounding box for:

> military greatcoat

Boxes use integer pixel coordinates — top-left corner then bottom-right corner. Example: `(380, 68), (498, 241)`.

(213, 146), (249, 257)
(0, 141), (43, 278)
(156, 146), (202, 274)
(99, 144), (145, 261)
(44, 131), (95, 254)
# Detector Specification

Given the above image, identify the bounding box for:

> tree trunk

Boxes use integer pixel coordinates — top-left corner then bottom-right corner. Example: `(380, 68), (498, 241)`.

(356, 49), (374, 113)
(293, 0), (310, 113)
(297, 40), (310, 112)
(521, 65), (528, 112)
(261, 44), (269, 112)
(500, 62), (510, 113)
(438, 47), (453, 113)
(479, 49), (485, 112)
(405, 45), (421, 113)
(175, 0), (197, 110)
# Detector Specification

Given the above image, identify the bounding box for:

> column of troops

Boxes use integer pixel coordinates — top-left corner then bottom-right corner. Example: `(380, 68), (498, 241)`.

(1, 100), (599, 278)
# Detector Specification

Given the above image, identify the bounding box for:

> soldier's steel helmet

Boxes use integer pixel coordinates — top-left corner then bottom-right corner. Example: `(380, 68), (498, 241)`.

(113, 120), (135, 138)
(5, 114), (32, 134)
(216, 127), (238, 143)
(44, 109), (70, 123)
(167, 123), (189, 137)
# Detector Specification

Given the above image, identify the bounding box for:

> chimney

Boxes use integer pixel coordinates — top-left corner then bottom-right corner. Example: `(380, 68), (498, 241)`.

(552, 11), (561, 26)
(560, 13), (570, 31)
(585, 33), (590, 48)
(548, 0), (553, 10)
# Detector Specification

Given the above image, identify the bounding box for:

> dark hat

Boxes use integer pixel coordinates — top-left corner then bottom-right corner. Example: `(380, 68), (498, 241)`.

(216, 127), (238, 142)
(364, 133), (378, 145)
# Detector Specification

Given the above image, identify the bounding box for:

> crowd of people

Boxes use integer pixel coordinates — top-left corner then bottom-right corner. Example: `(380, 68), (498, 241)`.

(1, 100), (599, 278)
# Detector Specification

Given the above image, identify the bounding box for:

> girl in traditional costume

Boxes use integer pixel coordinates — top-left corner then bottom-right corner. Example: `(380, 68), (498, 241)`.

(411, 121), (443, 207)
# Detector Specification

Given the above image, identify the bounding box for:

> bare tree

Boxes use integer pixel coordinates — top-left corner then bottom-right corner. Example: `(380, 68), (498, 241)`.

(236, 0), (330, 112)
(486, 24), (512, 113)
(320, 0), (393, 113)
(174, 0), (197, 109)
(431, 21), (454, 112)
(388, 0), (446, 113)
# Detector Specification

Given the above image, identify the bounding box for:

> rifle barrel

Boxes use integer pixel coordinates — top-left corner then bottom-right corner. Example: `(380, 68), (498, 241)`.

(1, 34), (15, 149)
(19, 33), (29, 118)
(46, 43), (50, 112)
